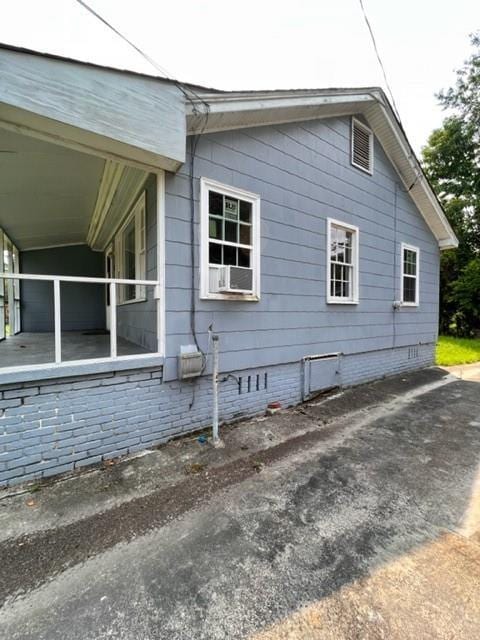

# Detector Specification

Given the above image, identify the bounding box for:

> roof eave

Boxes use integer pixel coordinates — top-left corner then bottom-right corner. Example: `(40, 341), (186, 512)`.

(186, 88), (458, 251)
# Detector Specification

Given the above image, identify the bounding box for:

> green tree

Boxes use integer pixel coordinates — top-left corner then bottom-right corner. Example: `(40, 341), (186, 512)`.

(422, 33), (480, 335)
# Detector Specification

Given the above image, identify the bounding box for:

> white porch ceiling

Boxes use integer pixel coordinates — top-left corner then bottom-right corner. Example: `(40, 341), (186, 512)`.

(0, 129), (104, 250)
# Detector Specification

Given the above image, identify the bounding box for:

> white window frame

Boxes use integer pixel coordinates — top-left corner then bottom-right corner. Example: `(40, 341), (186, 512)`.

(326, 218), (359, 305)
(114, 191), (147, 305)
(351, 117), (374, 175)
(200, 177), (261, 301)
(400, 242), (420, 307)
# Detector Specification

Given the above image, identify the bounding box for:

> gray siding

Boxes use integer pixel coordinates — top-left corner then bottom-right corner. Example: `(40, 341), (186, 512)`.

(163, 115), (440, 380)
(116, 175), (158, 353)
(0, 48), (186, 171)
(20, 245), (105, 332)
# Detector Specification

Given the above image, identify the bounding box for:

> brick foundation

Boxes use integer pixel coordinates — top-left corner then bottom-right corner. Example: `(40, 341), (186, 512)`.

(0, 343), (435, 487)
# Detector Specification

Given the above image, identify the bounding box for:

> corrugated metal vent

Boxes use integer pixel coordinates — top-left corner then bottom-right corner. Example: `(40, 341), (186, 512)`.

(351, 118), (373, 173)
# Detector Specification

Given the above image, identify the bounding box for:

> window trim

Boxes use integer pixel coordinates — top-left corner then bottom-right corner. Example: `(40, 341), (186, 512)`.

(200, 177), (261, 301)
(326, 218), (359, 305)
(114, 191), (147, 306)
(400, 242), (420, 307)
(351, 117), (374, 175)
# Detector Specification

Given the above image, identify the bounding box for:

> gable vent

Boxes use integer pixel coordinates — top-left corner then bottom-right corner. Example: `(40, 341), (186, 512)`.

(351, 118), (373, 174)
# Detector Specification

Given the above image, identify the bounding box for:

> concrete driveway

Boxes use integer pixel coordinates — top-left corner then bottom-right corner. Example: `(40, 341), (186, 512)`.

(1, 367), (480, 639)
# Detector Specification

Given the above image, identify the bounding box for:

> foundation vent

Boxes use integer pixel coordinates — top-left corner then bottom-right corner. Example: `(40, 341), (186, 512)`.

(408, 346), (419, 360)
(238, 373), (268, 395)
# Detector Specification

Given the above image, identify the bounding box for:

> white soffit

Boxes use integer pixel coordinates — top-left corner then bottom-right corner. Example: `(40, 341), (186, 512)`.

(186, 88), (457, 250)
(0, 128), (104, 251)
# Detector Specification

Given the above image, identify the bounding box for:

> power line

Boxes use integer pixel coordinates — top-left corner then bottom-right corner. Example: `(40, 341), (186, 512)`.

(74, 0), (211, 383)
(74, 0), (209, 112)
(358, 0), (401, 122)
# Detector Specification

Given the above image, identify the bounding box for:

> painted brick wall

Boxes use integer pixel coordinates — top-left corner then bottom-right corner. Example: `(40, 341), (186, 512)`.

(0, 362), (302, 487)
(0, 343), (434, 488)
(341, 343), (435, 387)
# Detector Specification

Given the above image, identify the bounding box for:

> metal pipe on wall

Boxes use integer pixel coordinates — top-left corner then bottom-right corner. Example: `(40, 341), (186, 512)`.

(211, 334), (221, 446)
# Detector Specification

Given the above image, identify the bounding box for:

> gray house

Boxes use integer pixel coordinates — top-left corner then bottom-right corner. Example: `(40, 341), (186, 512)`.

(0, 44), (457, 487)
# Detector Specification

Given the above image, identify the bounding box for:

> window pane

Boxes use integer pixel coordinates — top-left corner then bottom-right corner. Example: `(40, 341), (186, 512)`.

(331, 244), (339, 262)
(225, 221), (238, 243)
(224, 197), (239, 220)
(223, 245), (237, 265)
(240, 200), (252, 223)
(403, 276), (416, 303)
(336, 228), (347, 245)
(124, 219), (136, 300)
(330, 262), (353, 299)
(124, 220), (136, 278)
(238, 248), (250, 267)
(333, 264), (343, 281)
(209, 243), (222, 264)
(239, 224), (251, 245)
(404, 249), (417, 276)
(336, 246), (346, 263)
(209, 191), (223, 216)
(209, 217), (223, 240)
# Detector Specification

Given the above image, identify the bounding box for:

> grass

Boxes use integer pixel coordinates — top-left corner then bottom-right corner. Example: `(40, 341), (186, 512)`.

(436, 335), (480, 366)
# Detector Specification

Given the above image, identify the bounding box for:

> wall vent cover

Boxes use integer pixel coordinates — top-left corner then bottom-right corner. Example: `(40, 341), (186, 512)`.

(352, 118), (373, 173)
(303, 353), (341, 400)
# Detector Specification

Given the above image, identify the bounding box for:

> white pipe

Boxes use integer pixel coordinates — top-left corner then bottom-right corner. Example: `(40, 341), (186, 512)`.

(211, 334), (220, 445)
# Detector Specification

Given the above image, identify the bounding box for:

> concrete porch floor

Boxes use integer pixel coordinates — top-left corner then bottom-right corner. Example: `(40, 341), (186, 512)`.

(0, 331), (149, 367)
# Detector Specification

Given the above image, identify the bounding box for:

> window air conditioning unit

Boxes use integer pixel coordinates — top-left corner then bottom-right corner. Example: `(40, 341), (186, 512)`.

(210, 265), (253, 294)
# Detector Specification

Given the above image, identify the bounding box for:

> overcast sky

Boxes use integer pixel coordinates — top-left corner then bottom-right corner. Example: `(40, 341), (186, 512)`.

(1, 0), (478, 154)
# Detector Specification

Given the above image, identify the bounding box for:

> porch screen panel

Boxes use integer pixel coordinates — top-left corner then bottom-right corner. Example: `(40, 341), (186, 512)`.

(12, 245), (20, 334)
(0, 230), (4, 341)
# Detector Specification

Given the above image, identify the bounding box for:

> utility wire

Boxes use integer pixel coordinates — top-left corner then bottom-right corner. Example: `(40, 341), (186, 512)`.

(74, 0), (209, 112)
(74, 0), (211, 404)
(358, 0), (401, 122)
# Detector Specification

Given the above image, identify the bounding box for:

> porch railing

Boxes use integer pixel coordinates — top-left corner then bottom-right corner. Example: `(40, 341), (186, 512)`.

(0, 273), (159, 365)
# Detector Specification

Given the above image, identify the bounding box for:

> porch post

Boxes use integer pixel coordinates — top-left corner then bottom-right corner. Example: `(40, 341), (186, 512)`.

(53, 279), (62, 363)
(156, 170), (165, 356)
(110, 282), (117, 358)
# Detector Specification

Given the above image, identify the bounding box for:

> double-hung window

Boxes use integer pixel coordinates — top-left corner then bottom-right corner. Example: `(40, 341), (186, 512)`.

(200, 178), (260, 300)
(327, 219), (359, 304)
(114, 192), (146, 304)
(401, 243), (419, 306)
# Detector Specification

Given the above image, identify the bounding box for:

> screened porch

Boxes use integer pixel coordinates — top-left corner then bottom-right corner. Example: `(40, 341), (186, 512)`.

(0, 127), (163, 379)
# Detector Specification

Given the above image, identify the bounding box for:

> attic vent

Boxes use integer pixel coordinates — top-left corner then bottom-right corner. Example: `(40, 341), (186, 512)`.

(351, 118), (373, 174)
